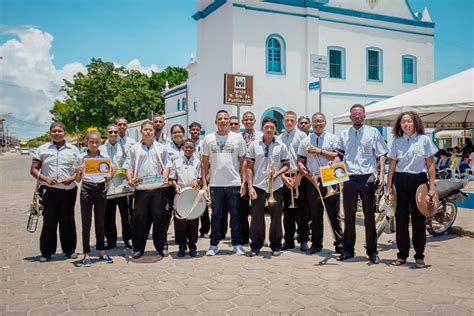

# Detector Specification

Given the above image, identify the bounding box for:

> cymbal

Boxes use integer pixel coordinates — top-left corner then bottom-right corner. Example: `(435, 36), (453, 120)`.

(415, 183), (439, 217)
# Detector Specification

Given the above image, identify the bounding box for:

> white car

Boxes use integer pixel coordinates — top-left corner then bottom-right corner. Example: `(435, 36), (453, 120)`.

(9, 148), (16, 153)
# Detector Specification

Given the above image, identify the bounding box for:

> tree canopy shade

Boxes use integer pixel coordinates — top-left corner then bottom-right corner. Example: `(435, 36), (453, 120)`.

(50, 58), (187, 133)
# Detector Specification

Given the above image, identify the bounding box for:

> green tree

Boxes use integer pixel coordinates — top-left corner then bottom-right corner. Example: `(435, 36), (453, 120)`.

(51, 58), (187, 133)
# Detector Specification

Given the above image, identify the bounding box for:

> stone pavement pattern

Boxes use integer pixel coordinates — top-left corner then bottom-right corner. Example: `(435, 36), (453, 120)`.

(1, 154), (473, 315)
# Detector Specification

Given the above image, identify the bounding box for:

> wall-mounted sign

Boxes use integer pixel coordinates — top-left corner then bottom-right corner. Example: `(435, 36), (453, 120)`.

(224, 73), (253, 106)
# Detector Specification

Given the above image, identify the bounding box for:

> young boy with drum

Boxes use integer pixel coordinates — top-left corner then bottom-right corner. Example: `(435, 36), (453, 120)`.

(171, 139), (202, 257)
(123, 121), (171, 259)
(75, 131), (114, 267)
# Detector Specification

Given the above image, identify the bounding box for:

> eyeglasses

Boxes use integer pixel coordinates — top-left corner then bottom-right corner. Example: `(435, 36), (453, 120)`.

(230, 123), (239, 126)
(108, 131), (119, 134)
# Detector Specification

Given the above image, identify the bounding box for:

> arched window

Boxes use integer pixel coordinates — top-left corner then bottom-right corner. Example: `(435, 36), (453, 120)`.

(402, 55), (417, 84)
(266, 34), (286, 75)
(177, 99), (180, 111)
(366, 47), (383, 82)
(182, 97), (186, 111)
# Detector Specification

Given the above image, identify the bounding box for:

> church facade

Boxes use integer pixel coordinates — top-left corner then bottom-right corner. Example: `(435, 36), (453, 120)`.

(167, 0), (435, 135)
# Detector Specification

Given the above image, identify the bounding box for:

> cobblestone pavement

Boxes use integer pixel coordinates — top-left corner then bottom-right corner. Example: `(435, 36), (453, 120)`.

(1, 154), (473, 315)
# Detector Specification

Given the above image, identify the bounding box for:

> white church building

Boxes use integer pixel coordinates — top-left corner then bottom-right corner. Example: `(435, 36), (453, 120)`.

(157, 0), (435, 138)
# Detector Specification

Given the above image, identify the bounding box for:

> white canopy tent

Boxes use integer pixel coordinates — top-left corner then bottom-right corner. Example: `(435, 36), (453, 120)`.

(333, 68), (474, 129)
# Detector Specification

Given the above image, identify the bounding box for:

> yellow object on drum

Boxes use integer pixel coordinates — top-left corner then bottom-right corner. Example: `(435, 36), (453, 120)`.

(174, 188), (207, 220)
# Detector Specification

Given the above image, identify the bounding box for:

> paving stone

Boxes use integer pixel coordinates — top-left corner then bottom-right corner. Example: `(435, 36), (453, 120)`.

(133, 301), (170, 312)
(432, 304), (473, 316)
(30, 303), (68, 315)
(196, 300), (235, 312)
(27, 289), (61, 300)
(143, 290), (176, 301)
(395, 300), (433, 312)
(95, 306), (136, 315)
(294, 307), (337, 316)
(176, 286), (209, 296)
(261, 301), (301, 314)
(107, 294), (144, 306)
(328, 301), (368, 313)
(231, 295), (269, 307)
(69, 299), (107, 310)
(6, 300), (45, 312)
(169, 295), (204, 307)
(159, 306), (197, 315)
(227, 306), (277, 316)
(360, 294), (396, 306)
(366, 306), (408, 316)
(418, 293), (459, 305)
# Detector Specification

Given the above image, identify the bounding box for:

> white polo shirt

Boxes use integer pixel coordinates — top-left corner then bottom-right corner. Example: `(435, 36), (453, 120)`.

(277, 128), (307, 170)
(297, 131), (341, 176)
(123, 142), (170, 180)
(340, 125), (388, 175)
(246, 137), (289, 192)
(33, 141), (80, 190)
(99, 141), (127, 168)
(388, 133), (438, 174)
(171, 155), (201, 188)
(165, 141), (184, 163)
(117, 135), (136, 151)
(201, 131), (246, 187)
(242, 130), (264, 144)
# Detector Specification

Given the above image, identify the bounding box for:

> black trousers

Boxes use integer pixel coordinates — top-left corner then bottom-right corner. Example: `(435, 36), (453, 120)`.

(199, 206), (210, 235)
(394, 172), (427, 260)
(283, 178), (309, 245)
(40, 186), (77, 257)
(342, 174), (377, 256)
(80, 182), (107, 254)
(132, 188), (167, 253)
(174, 217), (199, 250)
(250, 187), (283, 251)
(239, 192), (250, 244)
(104, 196), (131, 247)
(306, 181), (343, 250)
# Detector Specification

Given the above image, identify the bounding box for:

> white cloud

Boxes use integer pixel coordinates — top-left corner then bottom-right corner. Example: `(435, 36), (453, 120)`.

(0, 26), (160, 139)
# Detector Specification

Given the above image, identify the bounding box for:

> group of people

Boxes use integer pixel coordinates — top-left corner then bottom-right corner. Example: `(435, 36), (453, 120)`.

(30, 104), (438, 269)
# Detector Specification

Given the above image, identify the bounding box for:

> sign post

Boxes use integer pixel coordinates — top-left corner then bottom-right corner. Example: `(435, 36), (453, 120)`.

(224, 73), (254, 121)
(310, 55), (329, 113)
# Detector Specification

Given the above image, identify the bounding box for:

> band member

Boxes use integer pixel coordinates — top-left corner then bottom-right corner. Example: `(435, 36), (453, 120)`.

(30, 122), (80, 262)
(201, 110), (247, 256)
(163, 124), (185, 254)
(298, 116), (311, 135)
(246, 117), (289, 256)
(76, 131), (114, 267)
(277, 110), (309, 252)
(229, 116), (241, 133)
(100, 124), (132, 249)
(297, 113), (343, 254)
(386, 111), (437, 268)
(339, 104), (388, 264)
(153, 115), (168, 144)
(189, 122), (210, 238)
(123, 121), (170, 259)
(171, 139), (201, 257)
(116, 117), (137, 149)
(239, 111), (263, 245)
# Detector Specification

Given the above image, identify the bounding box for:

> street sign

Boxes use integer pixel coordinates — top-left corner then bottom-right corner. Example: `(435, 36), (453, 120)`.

(224, 73), (253, 106)
(309, 81), (320, 91)
(310, 55), (329, 78)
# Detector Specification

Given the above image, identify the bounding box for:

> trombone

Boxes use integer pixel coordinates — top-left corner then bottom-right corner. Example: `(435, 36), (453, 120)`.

(267, 159), (277, 204)
(288, 168), (299, 208)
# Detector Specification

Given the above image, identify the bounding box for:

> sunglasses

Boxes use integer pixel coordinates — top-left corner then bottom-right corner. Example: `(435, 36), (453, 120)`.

(108, 131), (119, 134)
(351, 112), (365, 117)
(230, 123), (239, 126)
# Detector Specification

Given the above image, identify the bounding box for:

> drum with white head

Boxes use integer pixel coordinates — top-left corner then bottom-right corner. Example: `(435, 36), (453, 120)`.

(174, 187), (207, 220)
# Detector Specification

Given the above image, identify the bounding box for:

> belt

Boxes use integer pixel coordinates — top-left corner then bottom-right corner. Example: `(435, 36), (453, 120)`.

(83, 181), (106, 188)
(349, 174), (372, 179)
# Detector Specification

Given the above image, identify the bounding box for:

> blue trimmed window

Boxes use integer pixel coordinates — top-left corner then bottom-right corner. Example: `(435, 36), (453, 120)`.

(402, 55), (417, 84)
(366, 47), (383, 82)
(328, 46), (346, 79)
(266, 35), (285, 75)
(181, 97), (186, 111)
(177, 99), (180, 111)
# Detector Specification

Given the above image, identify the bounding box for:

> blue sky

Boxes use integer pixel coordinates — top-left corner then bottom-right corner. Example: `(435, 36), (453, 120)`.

(0, 0), (473, 139)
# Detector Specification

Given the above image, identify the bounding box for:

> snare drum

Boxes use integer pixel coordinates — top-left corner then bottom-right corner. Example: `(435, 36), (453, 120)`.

(174, 187), (207, 220)
(135, 175), (167, 191)
(107, 174), (133, 199)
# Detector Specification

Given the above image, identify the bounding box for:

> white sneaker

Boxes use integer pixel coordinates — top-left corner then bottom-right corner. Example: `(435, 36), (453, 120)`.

(206, 246), (219, 256)
(233, 245), (246, 256)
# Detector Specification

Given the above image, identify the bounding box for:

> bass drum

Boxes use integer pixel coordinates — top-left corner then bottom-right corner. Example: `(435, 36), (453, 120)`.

(107, 173), (133, 199)
(174, 188), (207, 220)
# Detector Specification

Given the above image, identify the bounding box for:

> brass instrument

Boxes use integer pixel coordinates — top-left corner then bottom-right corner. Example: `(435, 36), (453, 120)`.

(267, 159), (277, 204)
(288, 168), (299, 208)
(27, 173), (44, 233)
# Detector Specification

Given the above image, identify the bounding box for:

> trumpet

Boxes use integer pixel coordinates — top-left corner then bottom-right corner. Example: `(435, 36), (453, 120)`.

(288, 168), (299, 208)
(27, 177), (44, 233)
(304, 145), (342, 199)
(267, 159), (277, 204)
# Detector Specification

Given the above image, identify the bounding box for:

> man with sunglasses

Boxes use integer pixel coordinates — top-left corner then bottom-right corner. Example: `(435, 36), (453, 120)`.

(100, 123), (133, 249)
(116, 117), (137, 150)
(339, 104), (388, 264)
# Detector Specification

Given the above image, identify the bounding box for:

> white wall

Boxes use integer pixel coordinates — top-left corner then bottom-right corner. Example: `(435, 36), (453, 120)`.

(164, 90), (187, 114)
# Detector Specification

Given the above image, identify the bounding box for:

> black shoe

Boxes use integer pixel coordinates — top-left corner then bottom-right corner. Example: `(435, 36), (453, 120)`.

(338, 251), (354, 261)
(247, 250), (260, 257)
(189, 249), (197, 257)
(369, 254), (381, 264)
(335, 245), (344, 254)
(306, 246), (322, 255)
(177, 249), (186, 257)
(132, 251), (143, 259)
(300, 242), (309, 252)
(281, 242), (295, 250)
(39, 255), (51, 262)
(65, 252), (78, 259)
(105, 243), (116, 250)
